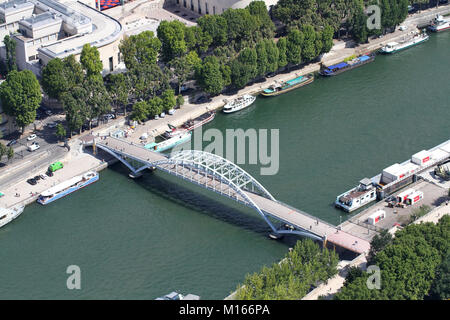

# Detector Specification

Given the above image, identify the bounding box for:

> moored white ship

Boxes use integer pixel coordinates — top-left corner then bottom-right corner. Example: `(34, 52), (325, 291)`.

(37, 171), (99, 205)
(145, 131), (192, 153)
(335, 178), (377, 212)
(223, 94), (256, 113)
(380, 31), (429, 54)
(428, 15), (450, 32)
(0, 204), (25, 228)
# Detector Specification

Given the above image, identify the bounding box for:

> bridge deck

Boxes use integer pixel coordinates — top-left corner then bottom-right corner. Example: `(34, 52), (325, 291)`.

(97, 136), (370, 254)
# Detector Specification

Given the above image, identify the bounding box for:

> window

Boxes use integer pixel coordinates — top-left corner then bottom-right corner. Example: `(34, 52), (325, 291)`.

(183, 0), (186, 7)
(191, 0), (194, 10)
(198, 0), (201, 14)
(213, 5), (215, 14)
(205, 2), (208, 14)
(118, 52), (121, 63)
(109, 57), (113, 72)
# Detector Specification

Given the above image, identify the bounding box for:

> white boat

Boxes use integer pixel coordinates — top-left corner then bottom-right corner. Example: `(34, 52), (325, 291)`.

(380, 32), (429, 54)
(335, 178), (377, 212)
(428, 15), (450, 32)
(145, 131), (192, 152)
(223, 94), (256, 113)
(37, 171), (99, 205)
(0, 204), (25, 228)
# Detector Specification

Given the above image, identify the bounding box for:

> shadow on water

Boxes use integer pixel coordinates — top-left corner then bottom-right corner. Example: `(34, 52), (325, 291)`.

(109, 163), (275, 236)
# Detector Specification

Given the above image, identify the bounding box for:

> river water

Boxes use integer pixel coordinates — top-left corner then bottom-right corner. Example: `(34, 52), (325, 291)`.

(1, 32), (449, 299)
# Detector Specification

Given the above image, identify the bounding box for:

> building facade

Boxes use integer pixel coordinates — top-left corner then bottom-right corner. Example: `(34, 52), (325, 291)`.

(168, 0), (278, 15)
(0, 0), (123, 77)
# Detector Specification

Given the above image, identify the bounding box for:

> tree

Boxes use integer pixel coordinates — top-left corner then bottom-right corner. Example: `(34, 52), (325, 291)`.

(322, 24), (334, 53)
(83, 76), (112, 129)
(247, 1), (275, 39)
(55, 124), (66, 141)
(277, 37), (288, 69)
(130, 101), (149, 122)
(195, 56), (224, 95)
(161, 89), (176, 112)
(41, 58), (67, 99)
(6, 146), (13, 162)
(0, 70), (42, 134)
(170, 51), (201, 94)
(368, 229), (393, 262)
(429, 251), (450, 300)
(132, 63), (169, 101)
(197, 14), (228, 47)
(0, 143), (6, 161)
(157, 20), (187, 62)
(255, 41), (268, 78)
(62, 55), (84, 88)
(222, 8), (258, 44)
(119, 31), (161, 70)
(60, 89), (86, 137)
(80, 44), (103, 78)
(264, 39), (279, 74)
(301, 25), (317, 62)
(286, 28), (304, 66)
(105, 73), (129, 115)
(184, 26), (212, 54)
(176, 94), (184, 108)
(147, 97), (164, 117)
(351, 7), (368, 44)
(3, 35), (17, 74)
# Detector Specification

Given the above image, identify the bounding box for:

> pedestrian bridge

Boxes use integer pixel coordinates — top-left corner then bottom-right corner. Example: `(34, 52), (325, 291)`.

(94, 136), (370, 254)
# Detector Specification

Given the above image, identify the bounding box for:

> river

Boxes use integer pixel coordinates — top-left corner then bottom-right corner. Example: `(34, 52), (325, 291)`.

(0, 31), (449, 299)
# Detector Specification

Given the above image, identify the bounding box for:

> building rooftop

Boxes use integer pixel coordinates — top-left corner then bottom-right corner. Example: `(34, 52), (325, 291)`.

(19, 11), (61, 29)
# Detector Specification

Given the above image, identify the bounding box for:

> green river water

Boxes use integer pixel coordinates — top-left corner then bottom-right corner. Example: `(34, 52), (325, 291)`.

(0, 32), (449, 299)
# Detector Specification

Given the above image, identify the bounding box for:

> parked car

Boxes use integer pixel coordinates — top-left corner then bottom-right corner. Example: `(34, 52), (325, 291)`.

(160, 112), (166, 118)
(34, 175), (41, 181)
(45, 110), (53, 116)
(46, 171), (54, 177)
(48, 161), (64, 172)
(7, 139), (17, 147)
(154, 115), (160, 120)
(47, 122), (57, 128)
(27, 134), (37, 141)
(28, 142), (40, 152)
(195, 95), (210, 104)
(27, 178), (37, 185)
(168, 109), (175, 115)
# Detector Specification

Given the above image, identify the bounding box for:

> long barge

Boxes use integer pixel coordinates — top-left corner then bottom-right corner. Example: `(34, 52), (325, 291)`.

(319, 53), (375, 76)
(335, 140), (450, 212)
(261, 73), (314, 96)
(37, 171), (99, 205)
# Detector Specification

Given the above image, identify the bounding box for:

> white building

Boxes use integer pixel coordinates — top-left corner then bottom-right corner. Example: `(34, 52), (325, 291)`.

(0, 0), (123, 77)
(168, 0), (278, 15)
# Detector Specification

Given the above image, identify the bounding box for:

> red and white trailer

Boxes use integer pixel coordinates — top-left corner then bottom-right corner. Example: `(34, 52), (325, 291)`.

(396, 188), (415, 203)
(411, 150), (432, 166)
(367, 210), (386, 225)
(405, 191), (424, 205)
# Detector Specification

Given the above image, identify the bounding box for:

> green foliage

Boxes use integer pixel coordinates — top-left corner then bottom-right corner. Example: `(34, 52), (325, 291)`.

(80, 44), (103, 77)
(301, 25), (317, 62)
(222, 8), (259, 45)
(161, 89), (176, 112)
(0, 70), (42, 133)
(352, 5), (369, 44)
(429, 250), (450, 300)
(147, 96), (164, 117)
(234, 239), (339, 300)
(157, 20), (187, 62)
(41, 58), (66, 99)
(368, 229), (393, 261)
(170, 51), (201, 94)
(130, 101), (149, 122)
(176, 94), (184, 108)
(3, 35), (17, 74)
(55, 124), (66, 141)
(104, 73), (129, 114)
(184, 25), (212, 54)
(197, 14), (228, 47)
(277, 37), (288, 69)
(286, 28), (304, 65)
(119, 31), (161, 70)
(255, 41), (268, 77)
(195, 56), (225, 95)
(6, 146), (13, 162)
(264, 39), (279, 73)
(335, 216), (450, 300)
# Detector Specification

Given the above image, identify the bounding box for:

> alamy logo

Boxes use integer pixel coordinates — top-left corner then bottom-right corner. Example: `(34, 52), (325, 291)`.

(366, 265), (381, 290)
(169, 126), (280, 176)
(66, 265), (81, 290)
(366, 5), (382, 30)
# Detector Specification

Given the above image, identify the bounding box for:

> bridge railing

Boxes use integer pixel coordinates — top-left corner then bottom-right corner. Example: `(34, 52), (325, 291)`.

(273, 199), (336, 229)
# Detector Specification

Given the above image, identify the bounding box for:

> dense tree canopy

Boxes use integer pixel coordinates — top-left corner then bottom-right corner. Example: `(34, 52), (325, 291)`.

(335, 216), (450, 300)
(0, 70), (42, 133)
(235, 239), (339, 300)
